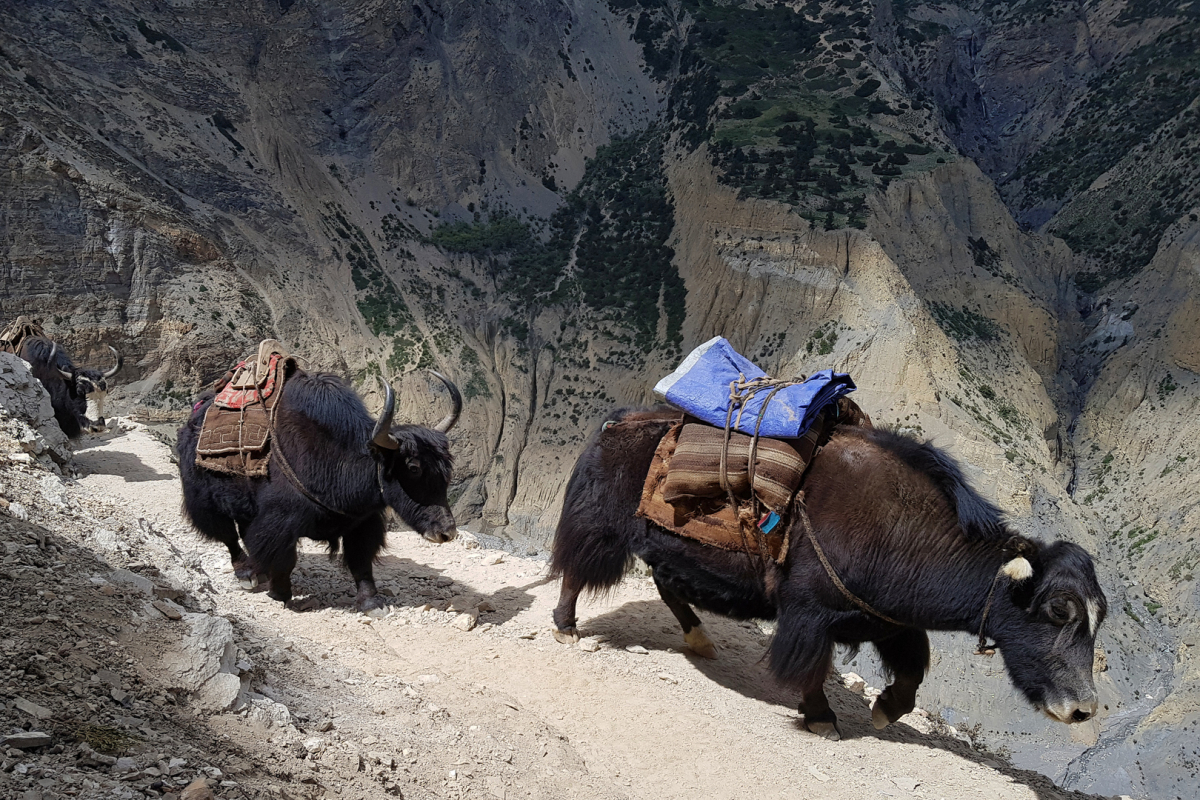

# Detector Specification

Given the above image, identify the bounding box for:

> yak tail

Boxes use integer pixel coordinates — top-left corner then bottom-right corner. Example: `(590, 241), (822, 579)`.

(548, 432), (638, 595)
(548, 492), (635, 595)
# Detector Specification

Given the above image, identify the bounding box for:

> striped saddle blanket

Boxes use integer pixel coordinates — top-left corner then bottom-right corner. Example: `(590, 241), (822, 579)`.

(636, 397), (872, 561)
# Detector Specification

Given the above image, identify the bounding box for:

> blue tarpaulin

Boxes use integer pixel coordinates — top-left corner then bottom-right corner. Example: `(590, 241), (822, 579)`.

(653, 336), (856, 438)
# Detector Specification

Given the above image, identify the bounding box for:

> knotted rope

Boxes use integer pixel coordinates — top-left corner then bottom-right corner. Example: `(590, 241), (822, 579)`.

(718, 373), (805, 564)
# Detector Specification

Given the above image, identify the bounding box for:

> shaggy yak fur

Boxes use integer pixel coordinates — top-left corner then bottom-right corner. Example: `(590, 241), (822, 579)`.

(177, 371), (459, 612)
(550, 407), (1108, 738)
(18, 336), (122, 438)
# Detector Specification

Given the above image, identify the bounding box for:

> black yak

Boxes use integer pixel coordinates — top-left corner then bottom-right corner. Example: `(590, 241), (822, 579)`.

(550, 407), (1107, 739)
(17, 336), (122, 438)
(177, 370), (462, 613)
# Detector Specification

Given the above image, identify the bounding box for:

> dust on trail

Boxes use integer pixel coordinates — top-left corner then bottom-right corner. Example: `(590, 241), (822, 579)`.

(7, 420), (1100, 800)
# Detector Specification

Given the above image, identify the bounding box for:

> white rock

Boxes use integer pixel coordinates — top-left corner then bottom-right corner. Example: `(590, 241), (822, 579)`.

(457, 531), (480, 549)
(841, 672), (867, 694)
(246, 697), (291, 728)
(625, 645), (649, 655)
(452, 610), (479, 632)
(7, 501), (28, 521)
(194, 672), (243, 712)
(578, 638), (600, 653)
(302, 737), (325, 755)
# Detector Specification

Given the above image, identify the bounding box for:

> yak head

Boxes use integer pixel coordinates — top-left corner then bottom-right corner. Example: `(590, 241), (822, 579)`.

(51, 342), (123, 429)
(368, 373), (461, 543)
(991, 538), (1108, 725)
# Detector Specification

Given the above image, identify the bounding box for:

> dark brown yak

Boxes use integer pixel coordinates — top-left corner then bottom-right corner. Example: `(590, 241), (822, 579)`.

(550, 407), (1107, 738)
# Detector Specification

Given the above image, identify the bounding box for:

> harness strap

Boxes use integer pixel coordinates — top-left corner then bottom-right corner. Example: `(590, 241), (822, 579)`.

(267, 384), (386, 519)
(975, 566), (1006, 655)
(796, 502), (905, 627)
(271, 430), (353, 518)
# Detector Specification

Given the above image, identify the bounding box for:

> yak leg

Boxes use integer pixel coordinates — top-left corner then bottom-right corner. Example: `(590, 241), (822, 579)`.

(187, 503), (254, 578)
(871, 628), (930, 730)
(343, 516), (387, 614)
(654, 578), (718, 659)
(240, 512), (300, 604)
(796, 649), (841, 740)
(262, 545), (297, 604)
(552, 574), (583, 644)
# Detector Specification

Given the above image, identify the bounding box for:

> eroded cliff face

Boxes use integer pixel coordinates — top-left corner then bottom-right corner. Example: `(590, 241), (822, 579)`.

(2, 1), (1198, 796)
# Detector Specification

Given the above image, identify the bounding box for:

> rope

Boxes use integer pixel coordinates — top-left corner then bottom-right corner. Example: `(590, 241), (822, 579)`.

(974, 567), (1005, 655)
(718, 374), (806, 564)
(796, 501), (906, 627)
(267, 376), (384, 520)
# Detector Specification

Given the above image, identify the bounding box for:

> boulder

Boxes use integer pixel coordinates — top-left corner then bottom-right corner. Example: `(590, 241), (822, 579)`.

(0, 352), (70, 465)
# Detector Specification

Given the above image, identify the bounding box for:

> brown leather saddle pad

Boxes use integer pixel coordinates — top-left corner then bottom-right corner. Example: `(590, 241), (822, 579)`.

(635, 397), (872, 562)
(195, 340), (295, 478)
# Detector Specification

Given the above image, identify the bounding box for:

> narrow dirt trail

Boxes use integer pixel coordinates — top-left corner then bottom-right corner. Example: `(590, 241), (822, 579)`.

(61, 422), (1096, 800)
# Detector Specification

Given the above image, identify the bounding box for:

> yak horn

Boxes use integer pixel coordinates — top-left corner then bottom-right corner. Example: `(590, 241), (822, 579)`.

(103, 346), (123, 379)
(50, 342), (73, 380)
(370, 377), (399, 450)
(1002, 557), (1033, 582)
(429, 370), (462, 433)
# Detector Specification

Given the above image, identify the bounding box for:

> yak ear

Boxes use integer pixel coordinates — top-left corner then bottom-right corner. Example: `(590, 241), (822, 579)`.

(1003, 535), (1042, 608)
(1002, 557), (1033, 581)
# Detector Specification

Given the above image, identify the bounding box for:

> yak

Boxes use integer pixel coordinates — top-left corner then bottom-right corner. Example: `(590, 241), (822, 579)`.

(177, 370), (462, 613)
(550, 407), (1108, 739)
(17, 336), (123, 438)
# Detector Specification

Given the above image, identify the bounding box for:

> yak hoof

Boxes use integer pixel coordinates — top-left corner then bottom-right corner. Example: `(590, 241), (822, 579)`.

(357, 595), (387, 614)
(267, 587), (292, 604)
(552, 628), (580, 645)
(805, 720), (842, 741)
(684, 624), (718, 660)
(805, 719), (842, 741)
(238, 575), (258, 591)
(871, 701), (891, 731)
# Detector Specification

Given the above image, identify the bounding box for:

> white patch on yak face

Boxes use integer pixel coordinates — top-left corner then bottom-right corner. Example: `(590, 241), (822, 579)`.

(86, 388), (107, 422)
(1086, 598), (1101, 636)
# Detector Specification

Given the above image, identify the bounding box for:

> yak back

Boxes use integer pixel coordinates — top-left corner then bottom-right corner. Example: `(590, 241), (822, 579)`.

(277, 371), (376, 449)
(812, 425), (1008, 542)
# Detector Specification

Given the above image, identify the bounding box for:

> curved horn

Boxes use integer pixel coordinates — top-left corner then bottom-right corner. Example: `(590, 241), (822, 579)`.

(429, 370), (462, 433)
(370, 377), (399, 450)
(50, 342), (72, 380)
(103, 346), (123, 379)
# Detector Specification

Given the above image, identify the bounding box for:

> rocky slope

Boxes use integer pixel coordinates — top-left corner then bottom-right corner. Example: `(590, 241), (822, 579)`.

(2, 1), (1198, 797)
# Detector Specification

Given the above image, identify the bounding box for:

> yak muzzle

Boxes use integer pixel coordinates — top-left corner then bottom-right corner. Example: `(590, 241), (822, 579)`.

(1042, 696), (1098, 724)
(422, 528), (458, 544)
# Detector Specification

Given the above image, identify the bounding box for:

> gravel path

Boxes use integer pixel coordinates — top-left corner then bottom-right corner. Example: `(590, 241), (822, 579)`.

(0, 420), (1106, 800)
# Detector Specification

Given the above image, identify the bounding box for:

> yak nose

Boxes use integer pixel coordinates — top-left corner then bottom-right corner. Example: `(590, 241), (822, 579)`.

(1072, 697), (1098, 722)
(421, 527), (458, 544)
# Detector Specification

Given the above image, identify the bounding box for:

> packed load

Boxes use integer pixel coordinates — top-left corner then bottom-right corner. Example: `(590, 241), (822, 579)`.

(194, 339), (296, 477)
(0, 316), (46, 354)
(633, 337), (871, 561)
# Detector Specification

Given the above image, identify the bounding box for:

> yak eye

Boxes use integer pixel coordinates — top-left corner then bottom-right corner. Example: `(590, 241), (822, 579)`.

(405, 458), (421, 476)
(1045, 597), (1077, 626)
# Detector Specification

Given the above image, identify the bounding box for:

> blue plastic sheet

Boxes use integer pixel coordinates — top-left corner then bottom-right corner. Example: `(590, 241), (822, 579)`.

(653, 336), (856, 438)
